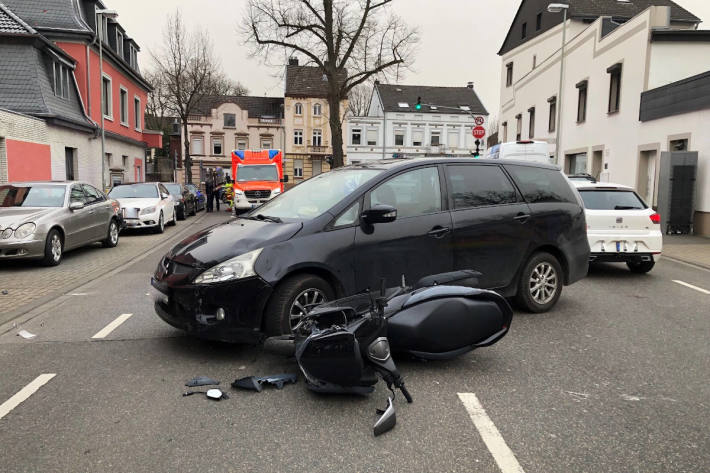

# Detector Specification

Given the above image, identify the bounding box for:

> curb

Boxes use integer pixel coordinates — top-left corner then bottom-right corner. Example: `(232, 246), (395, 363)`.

(661, 255), (710, 272)
(0, 212), (214, 334)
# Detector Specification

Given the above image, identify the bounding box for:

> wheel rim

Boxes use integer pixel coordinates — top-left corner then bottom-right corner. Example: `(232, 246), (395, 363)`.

(110, 222), (118, 244)
(289, 288), (327, 330)
(51, 234), (62, 262)
(529, 262), (558, 305)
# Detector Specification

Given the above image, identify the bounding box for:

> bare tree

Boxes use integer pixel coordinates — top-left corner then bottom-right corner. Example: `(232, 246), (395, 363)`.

(151, 12), (246, 183)
(144, 70), (170, 132)
(347, 82), (372, 117)
(242, 0), (418, 167)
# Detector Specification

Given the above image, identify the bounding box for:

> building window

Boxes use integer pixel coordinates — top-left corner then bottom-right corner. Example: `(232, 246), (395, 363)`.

(515, 114), (522, 141)
(536, 12), (542, 31)
(261, 139), (272, 149)
(352, 129), (362, 145)
(134, 97), (141, 130)
(521, 22), (527, 39)
(312, 129), (323, 147)
(53, 62), (70, 99)
(607, 64), (622, 114)
(191, 136), (204, 155)
(129, 45), (138, 69)
(236, 139), (248, 150)
(294, 129), (303, 145)
(528, 107), (535, 139)
(99, 15), (109, 43)
(224, 113), (236, 127)
(548, 97), (557, 133)
(116, 31), (124, 57)
(313, 103), (322, 116)
(293, 159), (303, 178)
(366, 130), (378, 146)
(670, 139), (688, 151)
(119, 87), (128, 125)
(295, 103), (303, 115)
(212, 137), (223, 155)
(412, 130), (423, 147)
(576, 80), (588, 123)
(65, 148), (75, 180)
(102, 75), (112, 119)
(506, 63), (513, 87)
(395, 131), (404, 146)
(502, 122), (508, 142)
(430, 132), (441, 147)
(448, 131), (459, 149)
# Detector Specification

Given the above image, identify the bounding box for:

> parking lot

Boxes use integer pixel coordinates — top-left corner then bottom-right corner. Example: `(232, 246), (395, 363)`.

(1, 217), (708, 473)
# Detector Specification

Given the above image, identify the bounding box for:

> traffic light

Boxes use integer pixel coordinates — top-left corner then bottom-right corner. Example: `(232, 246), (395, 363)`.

(415, 97), (422, 110)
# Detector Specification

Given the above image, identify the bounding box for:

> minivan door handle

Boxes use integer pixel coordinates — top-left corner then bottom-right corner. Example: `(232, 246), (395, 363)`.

(427, 226), (450, 238)
(514, 213), (530, 223)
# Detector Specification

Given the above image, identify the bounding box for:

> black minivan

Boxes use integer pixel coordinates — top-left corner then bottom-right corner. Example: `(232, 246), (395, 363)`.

(152, 158), (589, 342)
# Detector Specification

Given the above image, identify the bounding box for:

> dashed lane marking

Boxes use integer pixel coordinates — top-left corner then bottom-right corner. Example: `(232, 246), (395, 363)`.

(91, 313), (133, 339)
(458, 393), (526, 473)
(672, 280), (710, 295)
(0, 374), (56, 420)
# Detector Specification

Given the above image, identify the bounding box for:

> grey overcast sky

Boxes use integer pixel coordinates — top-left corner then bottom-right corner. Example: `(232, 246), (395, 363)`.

(114, 0), (710, 118)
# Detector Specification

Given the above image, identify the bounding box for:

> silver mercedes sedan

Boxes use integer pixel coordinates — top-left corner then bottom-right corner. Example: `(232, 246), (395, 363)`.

(0, 181), (120, 266)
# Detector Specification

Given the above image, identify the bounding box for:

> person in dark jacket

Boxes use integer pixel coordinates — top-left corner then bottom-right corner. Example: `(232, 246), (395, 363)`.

(205, 169), (214, 212)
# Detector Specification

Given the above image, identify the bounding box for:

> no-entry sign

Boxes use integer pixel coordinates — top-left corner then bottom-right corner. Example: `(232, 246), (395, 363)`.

(472, 126), (486, 139)
(474, 116), (485, 126)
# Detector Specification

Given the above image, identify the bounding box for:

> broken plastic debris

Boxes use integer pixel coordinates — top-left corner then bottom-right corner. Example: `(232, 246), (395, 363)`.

(185, 376), (220, 387)
(231, 374), (298, 392)
(1, 289), (8, 295)
(183, 389), (229, 400)
(17, 329), (37, 339)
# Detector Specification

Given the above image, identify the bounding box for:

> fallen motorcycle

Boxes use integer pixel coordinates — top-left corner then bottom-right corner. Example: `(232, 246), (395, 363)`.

(265, 270), (513, 436)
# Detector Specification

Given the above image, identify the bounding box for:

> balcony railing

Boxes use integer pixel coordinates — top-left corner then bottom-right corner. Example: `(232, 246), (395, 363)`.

(308, 145), (328, 154)
(258, 117), (282, 124)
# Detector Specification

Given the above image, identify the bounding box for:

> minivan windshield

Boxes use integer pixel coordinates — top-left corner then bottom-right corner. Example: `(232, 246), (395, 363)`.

(0, 184), (66, 207)
(237, 165), (279, 182)
(108, 183), (158, 199)
(254, 168), (383, 220)
(579, 190), (646, 210)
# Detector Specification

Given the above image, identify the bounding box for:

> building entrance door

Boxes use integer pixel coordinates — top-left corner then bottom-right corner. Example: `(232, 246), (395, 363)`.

(591, 150), (603, 180)
(637, 150), (657, 205)
(312, 158), (322, 176)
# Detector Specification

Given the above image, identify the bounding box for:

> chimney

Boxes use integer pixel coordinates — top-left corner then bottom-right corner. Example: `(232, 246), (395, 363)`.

(467, 81), (474, 89)
(289, 56), (299, 66)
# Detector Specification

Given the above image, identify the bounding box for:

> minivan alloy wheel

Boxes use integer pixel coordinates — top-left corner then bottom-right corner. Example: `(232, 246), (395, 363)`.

(289, 288), (327, 330)
(529, 262), (558, 305)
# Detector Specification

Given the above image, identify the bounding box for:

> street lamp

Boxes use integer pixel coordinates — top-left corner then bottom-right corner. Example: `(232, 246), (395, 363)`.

(96, 9), (119, 191)
(547, 3), (569, 166)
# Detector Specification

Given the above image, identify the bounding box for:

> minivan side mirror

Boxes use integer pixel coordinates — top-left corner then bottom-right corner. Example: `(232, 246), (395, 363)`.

(361, 204), (397, 224)
(69, 201), (84, 211)
(161, 193), (169, 200)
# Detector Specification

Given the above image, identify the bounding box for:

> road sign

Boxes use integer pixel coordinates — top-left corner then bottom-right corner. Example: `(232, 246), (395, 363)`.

(474, 116), (485, 126)
(472, 126), (486, 139)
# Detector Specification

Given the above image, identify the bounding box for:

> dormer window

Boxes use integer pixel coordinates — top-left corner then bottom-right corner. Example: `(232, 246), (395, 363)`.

(116, 31), (124, 57)
(129, 45), (138, 69)
(52, 62), (70, 100)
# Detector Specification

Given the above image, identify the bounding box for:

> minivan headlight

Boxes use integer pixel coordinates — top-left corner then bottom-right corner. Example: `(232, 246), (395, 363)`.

(193, 249), (263, 284)
(140, 206), (157, 215)
(14, 223), (37, 239)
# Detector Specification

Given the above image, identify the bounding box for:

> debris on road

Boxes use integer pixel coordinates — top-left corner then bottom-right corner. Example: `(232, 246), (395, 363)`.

(185, 376), (220, 387)
(1, 289), (8, 295)
(183, 389), (229, 400)
(231, 374), (298, 392)
(17, 329), (37, 339)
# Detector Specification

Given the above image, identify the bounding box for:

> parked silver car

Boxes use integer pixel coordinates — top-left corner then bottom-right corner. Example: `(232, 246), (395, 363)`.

(0, 181), (120, 266)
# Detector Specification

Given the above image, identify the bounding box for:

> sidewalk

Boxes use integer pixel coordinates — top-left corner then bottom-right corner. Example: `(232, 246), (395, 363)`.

(662, 234), (710, 269)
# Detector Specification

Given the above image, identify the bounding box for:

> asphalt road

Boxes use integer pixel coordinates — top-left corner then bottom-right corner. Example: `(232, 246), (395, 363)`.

(0, 221), (708, 473)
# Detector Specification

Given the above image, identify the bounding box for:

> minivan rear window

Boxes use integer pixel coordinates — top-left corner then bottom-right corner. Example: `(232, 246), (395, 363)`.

(446, 165), (517, 209)
(505, 165), (578, 204)
(579, 190), (646, 210)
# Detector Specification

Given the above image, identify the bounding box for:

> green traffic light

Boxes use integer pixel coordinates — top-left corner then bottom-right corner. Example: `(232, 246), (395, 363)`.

(415, 103), (422, 110)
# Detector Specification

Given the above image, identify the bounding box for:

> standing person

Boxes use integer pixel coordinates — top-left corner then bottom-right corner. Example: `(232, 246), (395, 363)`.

(205, 169), (214, 212)
(213, 176), (221, 212)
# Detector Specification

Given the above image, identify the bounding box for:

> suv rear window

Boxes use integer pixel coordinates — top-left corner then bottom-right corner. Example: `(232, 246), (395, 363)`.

(505, 165), (578, 204)
(446, 165), (517, 209)
(579, 190), (646, 210)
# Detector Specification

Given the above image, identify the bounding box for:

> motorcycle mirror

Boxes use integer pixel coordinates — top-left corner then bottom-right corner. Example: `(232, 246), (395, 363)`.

(373, 397), (397, 437)
(206, 388), (224, 400)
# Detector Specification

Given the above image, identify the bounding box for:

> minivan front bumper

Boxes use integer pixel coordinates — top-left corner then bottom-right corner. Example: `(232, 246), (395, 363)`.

(151, 276), (274, 343)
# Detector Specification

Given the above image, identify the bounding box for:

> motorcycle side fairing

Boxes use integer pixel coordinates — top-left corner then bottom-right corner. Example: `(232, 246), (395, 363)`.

(387, 286), (513, 360)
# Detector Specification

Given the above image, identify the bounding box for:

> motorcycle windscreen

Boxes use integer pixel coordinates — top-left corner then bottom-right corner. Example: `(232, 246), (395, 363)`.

(388, 297), (508, 356)
(297, 330), (366, 386)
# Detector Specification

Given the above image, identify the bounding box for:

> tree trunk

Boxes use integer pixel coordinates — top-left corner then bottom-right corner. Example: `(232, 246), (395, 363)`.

(328, 94), (345, 168)
(182, 121), (192, 184)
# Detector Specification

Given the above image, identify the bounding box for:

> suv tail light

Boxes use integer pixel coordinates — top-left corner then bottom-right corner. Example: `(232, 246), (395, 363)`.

(649, 213), (660, 224)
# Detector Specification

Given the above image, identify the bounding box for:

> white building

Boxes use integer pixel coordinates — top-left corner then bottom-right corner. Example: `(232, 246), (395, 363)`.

(347, 83), (488, 163)
(498, 0), (710, 235)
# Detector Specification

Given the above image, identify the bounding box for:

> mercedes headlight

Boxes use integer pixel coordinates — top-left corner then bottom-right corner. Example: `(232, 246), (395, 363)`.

(272, 188), (281, 195)
(140, 206), (157, 215)
(14, 223), (36, 239)
(193, 249), (263, 284)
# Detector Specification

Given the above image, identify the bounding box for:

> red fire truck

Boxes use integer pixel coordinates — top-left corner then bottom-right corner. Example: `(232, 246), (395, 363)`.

(230, 149), (285, 211)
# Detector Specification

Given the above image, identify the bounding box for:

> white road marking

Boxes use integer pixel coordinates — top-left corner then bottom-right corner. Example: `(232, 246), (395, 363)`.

(672, 280), (710, 295)
(91, 313), (133, 339)
(0, 374), (56, 420)
(458, 393), (526, 473)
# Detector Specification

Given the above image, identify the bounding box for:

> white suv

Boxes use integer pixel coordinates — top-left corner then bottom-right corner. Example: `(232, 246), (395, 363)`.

(572, 181), (662, 273)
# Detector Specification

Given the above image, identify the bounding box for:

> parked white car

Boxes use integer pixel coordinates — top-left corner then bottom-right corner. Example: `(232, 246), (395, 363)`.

(572, 181), (662, 273)
(108, 182), (176, 233)
(486, 140), (553, 164)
